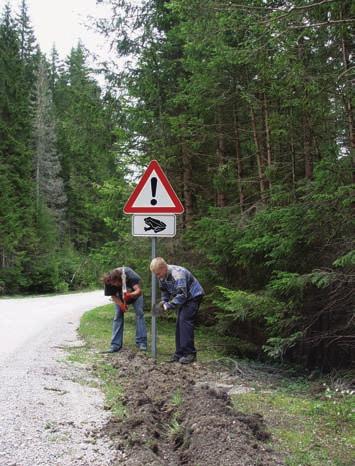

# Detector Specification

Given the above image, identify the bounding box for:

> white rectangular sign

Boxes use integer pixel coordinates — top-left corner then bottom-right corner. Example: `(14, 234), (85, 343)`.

(132, 215), (176, 237)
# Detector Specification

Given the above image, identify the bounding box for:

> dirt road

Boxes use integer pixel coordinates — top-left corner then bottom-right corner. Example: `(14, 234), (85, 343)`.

(0, 291), (116, 466)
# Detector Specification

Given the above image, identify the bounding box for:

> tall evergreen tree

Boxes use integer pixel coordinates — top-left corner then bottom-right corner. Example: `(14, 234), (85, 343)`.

(33, 56), (66, 229)
(0, 4), (36, 291)
(16, 0), (36, 61)
(53, 43), (117, 250)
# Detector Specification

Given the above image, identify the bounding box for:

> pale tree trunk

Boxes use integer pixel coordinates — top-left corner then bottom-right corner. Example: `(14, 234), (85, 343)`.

(263, 93), (273, 176)
(233, 103), (245, 212)
(251, 106), (267, 202)
(36, 158), (40, 210)
(33, 58), (66, 228)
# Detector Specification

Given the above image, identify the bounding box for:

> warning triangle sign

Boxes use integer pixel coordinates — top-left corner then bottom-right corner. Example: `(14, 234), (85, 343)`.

(123, 160), (184, 214)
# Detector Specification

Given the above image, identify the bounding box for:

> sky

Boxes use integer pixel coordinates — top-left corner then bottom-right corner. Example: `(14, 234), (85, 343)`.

(0, 0), (112, 62)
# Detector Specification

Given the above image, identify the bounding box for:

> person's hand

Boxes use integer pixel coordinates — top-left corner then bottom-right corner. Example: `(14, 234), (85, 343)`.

(119, 303), (128, 313)
(124, 292), (134, 303)
(163, 301), (174, 311)
(152, 301), (165, 316)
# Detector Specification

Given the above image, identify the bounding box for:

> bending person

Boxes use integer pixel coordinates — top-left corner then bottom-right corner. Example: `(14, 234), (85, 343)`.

(103, 267), (147, 353)
(150, 257), (204, 364)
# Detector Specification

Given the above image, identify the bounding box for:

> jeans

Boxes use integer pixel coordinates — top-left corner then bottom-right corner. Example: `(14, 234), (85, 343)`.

(111, 295), (147, 350)
(175, 297), (202, 357)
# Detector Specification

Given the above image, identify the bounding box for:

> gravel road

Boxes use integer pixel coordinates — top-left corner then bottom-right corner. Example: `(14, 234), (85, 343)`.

(0, 291), (118, 466)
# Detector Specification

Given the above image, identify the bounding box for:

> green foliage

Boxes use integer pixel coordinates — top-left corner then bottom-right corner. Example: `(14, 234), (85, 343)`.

(212, 286), (303, 359)
(333, 250), (355, 268)
(267, 272), (305, 299)
(53, 44), (119, 251)
(93, 0), (354, 370)
(0, 3), (125, 295)
(214, 286), (283, 323)
(1, 0), (354, 373)
(187, 173), (353, 367)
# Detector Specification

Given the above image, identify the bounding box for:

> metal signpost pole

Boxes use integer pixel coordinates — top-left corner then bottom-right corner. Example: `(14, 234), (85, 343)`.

(151, 237), (157, 360)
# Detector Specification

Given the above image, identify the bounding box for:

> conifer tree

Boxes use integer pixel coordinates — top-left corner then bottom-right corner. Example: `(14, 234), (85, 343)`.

(33, 56), (66, 230)
(0, 4), (36, 290)
(53, 43), (117, 250)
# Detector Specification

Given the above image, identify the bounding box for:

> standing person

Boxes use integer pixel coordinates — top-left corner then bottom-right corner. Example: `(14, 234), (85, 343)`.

(150, 257), (204, 364)
(103, 267), (147, 353)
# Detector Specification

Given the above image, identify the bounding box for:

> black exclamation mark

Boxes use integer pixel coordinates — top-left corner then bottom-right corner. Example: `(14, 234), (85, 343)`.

(150, 177), (157, 205)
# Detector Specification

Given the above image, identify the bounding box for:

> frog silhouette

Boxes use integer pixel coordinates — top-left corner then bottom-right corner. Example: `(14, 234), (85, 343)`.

(144, 217), (167, 233)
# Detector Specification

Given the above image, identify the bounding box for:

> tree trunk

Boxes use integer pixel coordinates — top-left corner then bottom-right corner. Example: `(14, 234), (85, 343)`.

(233, 103), (245, 212)
(340, 6), (355, 182)
(297, 36), (313, 180)
(182, 142), (193, 227)
(290, 111), (297, 198)
(216, 110), (226, 207)
(250, 106), (266, 202)
(263, 93), (272, 170)
(303, 113), (313, 180)
(36, 157), (40, 211)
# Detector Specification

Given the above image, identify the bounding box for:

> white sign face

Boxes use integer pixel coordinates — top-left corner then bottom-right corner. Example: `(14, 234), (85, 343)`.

(124, 160), (184, 214)
(132, 215), (176, 237)
(131, 170), (176, 209)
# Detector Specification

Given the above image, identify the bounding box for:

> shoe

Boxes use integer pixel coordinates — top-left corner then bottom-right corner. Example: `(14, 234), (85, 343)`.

(101, 348), (120, 354)
(138, 344), (147, 351)
(167, 354), (181, 363)
(179, 354), (196, 364)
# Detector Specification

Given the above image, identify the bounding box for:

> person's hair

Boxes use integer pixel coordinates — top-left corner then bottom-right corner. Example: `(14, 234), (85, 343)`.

(150, 257), (167, 272)
(102, 268), (122, 285)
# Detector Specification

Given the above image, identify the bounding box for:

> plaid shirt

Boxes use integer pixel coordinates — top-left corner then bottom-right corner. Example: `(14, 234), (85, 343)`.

(158, 265), (204, 306)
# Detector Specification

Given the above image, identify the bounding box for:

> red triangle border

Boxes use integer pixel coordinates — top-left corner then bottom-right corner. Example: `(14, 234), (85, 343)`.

(123, 160), (184, 214)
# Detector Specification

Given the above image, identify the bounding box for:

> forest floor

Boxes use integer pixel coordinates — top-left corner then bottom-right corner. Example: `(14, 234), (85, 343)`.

(71, 304), (355, 466)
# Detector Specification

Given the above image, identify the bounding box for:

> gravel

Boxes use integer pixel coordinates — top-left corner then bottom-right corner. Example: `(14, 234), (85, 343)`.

(0, 291), (119, 466)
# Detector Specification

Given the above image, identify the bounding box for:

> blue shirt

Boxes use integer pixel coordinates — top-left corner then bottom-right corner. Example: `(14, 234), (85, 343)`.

(159, 265), (204, 307)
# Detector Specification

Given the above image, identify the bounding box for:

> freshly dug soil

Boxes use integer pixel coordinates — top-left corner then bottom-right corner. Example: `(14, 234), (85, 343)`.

(100, 349), (284, 466)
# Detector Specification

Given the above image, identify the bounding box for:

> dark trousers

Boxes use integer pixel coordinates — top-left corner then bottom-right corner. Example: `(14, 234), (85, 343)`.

(175, 297), (202, 357)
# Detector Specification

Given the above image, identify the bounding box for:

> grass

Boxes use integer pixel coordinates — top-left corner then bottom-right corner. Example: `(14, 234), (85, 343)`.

(70, 303), (355, 465)
(168, 414), (184, 442)
(232, 380), (355, 466)
(67, 303), (226, 419)
(67, 304), (128, 418)
(75, 302), (227, 362)
(67, 303), (227, 420)
(170, 388), (183, 407)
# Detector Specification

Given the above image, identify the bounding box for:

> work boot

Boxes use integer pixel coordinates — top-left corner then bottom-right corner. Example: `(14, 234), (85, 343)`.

(179, 354), (196, 364)
(167, 353), (180, 363)
(101, 347), (120, 354)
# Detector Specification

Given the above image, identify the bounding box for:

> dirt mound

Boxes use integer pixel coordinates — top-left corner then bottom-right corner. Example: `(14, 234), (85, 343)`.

(101, 349), (284, 466)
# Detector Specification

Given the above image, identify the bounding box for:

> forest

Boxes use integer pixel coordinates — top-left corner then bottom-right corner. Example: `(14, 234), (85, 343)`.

(0, 0), (354, 371)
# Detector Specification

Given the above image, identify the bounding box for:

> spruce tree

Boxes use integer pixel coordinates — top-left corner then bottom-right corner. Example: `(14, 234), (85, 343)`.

(54, 43), (117, 250)
(0, 4), (36, 291)
(33, 56), (66, 231)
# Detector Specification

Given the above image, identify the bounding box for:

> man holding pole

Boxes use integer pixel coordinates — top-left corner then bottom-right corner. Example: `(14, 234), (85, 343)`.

(150, 257), (204, 364)
(103, 267), (147, 353)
